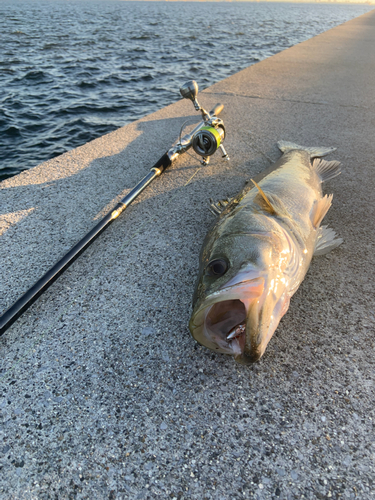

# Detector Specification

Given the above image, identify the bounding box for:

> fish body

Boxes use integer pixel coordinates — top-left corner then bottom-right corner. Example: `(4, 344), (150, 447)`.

(189, 141), (342, 364)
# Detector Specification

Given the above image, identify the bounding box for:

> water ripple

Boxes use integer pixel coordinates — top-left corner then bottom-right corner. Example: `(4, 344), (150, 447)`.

(0, 0), (372, 181)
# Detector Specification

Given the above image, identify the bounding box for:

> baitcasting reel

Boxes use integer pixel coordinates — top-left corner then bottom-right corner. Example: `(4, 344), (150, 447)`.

(172, 80), (229, 166)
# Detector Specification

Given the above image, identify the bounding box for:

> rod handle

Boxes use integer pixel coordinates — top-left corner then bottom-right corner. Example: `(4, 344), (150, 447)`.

(151, 151), (172, 174)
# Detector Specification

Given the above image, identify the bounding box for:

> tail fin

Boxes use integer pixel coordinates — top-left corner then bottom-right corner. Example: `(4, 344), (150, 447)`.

(277, 141), (336, 159)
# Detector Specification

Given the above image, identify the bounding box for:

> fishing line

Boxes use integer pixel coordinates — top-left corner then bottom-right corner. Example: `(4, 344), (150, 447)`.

(205, 89), (277, 167)
(0, 91), (283, 381)
(0, 162), (204, 383)
(179, 118), (203, 162)
(245, 130), (275, 165)
(0, 81), (228, 379)
(230, 90), (276, 165)
(0, 105), (276, 381)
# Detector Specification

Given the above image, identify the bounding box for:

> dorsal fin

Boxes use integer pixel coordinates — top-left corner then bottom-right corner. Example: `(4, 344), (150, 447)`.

(313, 158), (341, 182)
(250, 179), (291, 218)
(251, 179), (276, 215)
(208, 197), (232, 216)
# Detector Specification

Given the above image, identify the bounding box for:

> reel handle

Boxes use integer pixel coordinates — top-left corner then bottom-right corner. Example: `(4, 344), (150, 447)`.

(210, 103), (224, 116)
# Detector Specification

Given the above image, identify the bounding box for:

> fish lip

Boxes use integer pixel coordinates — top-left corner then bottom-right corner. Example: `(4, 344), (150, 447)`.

(235, 350), (262, 365)
(190, 277), (265, 328)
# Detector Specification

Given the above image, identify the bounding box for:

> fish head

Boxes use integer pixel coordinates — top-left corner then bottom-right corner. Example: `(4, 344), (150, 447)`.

(189, 223), (294, 364)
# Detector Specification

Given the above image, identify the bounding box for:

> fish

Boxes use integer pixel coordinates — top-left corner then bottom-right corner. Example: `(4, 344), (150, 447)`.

(189, 141), (343, 364)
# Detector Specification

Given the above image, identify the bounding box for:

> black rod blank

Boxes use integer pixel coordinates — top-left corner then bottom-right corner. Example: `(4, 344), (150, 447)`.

(0, 153), (171, 336)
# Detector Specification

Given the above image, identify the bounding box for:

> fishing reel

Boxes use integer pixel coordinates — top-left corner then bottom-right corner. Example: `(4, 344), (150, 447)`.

(176, 80), (229, 166)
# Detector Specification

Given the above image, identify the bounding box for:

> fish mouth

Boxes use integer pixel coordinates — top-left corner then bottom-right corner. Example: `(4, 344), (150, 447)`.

(205, 298), (247, 356)
(189, 278), (265, 362)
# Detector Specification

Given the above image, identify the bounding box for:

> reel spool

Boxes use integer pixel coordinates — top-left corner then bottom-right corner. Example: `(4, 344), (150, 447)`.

(192, 126), (225, 157)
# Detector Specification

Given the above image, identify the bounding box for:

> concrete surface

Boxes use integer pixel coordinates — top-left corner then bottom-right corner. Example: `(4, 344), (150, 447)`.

(1, 10), (375, 500)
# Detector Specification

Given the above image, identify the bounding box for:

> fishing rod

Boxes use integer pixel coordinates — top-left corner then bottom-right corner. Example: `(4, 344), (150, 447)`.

(0, 80), (229, 336)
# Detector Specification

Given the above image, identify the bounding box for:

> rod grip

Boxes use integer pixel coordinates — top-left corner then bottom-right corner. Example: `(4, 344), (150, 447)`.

(210, 103), (224, 116)
(151, 151), (172, 173)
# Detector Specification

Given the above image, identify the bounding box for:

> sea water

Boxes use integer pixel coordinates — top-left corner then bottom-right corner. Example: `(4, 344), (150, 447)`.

(0, 0), (372, 180)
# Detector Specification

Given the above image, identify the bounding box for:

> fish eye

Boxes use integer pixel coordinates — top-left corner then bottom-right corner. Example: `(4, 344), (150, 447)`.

(206, 258), (228, 277)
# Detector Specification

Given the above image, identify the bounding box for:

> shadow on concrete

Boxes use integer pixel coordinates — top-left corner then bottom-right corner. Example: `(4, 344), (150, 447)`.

(0, 114), (202, 233)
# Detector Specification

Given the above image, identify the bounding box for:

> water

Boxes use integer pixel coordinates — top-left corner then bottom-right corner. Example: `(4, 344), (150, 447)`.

(0, 0), (372, 181)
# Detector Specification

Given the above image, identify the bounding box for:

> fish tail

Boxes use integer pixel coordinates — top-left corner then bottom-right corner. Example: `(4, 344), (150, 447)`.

(277, 141), (336, 159)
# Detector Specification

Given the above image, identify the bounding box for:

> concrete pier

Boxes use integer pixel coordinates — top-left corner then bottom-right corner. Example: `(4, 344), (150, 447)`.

(1, 10), (374, 499)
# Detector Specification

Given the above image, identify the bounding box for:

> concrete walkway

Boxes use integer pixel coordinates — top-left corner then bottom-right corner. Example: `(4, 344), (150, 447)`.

(1, 10), (375, 500)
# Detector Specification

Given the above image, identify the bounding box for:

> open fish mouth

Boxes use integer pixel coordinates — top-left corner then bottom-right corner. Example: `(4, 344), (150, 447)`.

(204, 299), (247, 355)
(189, 278), (265, 358)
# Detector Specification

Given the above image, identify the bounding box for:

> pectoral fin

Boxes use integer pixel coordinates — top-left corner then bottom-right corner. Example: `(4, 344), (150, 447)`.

(310, 194), (333, 228)
(251, 179), (276, 214)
